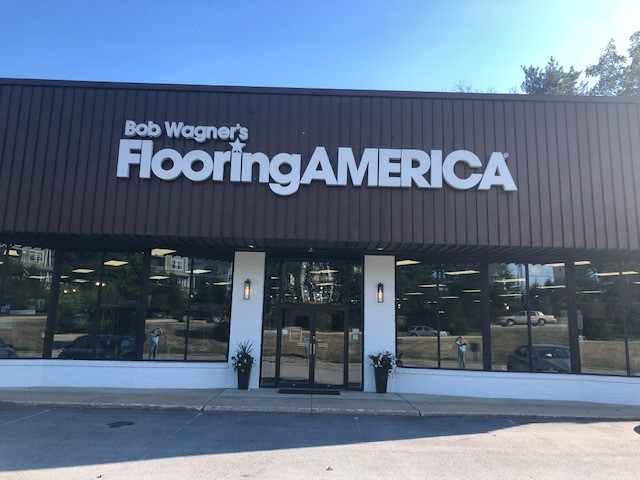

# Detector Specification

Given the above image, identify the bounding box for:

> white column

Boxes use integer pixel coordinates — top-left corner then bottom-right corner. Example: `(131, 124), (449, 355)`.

(228, 251), (265, 389)
(363, 255), (396, 392)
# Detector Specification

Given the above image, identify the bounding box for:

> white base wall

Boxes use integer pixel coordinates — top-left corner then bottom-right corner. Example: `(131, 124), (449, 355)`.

(0, 360), (231, 389)
(389, 368), (640, 406)
(1, 361), (638, 406)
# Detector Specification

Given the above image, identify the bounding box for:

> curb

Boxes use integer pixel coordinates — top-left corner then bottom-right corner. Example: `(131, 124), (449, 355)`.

(2, 400), (640, 420)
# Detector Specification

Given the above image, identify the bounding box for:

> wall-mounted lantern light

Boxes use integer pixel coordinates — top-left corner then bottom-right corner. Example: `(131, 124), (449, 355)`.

(243, 279), (251, 300)
(377, 283), (384, 303)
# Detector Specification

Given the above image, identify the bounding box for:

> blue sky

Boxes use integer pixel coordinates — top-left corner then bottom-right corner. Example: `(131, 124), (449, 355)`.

(1, 0), (638, 92)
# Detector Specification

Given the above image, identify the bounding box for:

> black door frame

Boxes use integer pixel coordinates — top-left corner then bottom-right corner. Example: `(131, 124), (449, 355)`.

(275, 305), (348, 389)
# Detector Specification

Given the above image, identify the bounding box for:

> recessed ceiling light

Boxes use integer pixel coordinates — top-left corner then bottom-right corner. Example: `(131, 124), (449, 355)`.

(212, 281), (231, 285)
(72, 268), (94, 274)
(8, 249), (20, 256)
(594, 271), (639, 277)
(546, 261), (591, 267)
(191, 269), (211, 274)
(419, 284), (438, 288)
(405, 292), (425, 296)
(444, 270), (479, 275)
(462, 289), (481, 293)
(495, 278), (525, 283)
(537, 285), (566, 289)
(151, 248), (176, 256)
(104, 260), (129, 267)
(149, 275), (169, 280)
(396, 260), (420, 266)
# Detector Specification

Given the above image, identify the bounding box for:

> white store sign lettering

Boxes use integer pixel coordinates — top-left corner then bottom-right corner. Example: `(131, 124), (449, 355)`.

(117, 120), (517, 196)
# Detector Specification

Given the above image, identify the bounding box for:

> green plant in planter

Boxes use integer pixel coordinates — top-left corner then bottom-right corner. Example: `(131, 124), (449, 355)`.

(232, 341), (255, 390)
(232, 341), (255, 373)
(368, 350), (397, 374)
(368, 350), (397, 393)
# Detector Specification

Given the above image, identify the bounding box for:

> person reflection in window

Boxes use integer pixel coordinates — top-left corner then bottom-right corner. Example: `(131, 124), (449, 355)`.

(148, 328), (163, 360)
(455, 336), (468, 369)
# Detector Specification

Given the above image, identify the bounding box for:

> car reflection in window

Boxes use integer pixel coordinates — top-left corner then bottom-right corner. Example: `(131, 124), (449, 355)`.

(507, 344), (570, 373)
(0, 337), (19, 359)
(58, 334), (136, 360)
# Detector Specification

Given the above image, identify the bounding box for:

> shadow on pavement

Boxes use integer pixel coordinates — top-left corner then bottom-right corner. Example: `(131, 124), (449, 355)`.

(0, 406), (636, 472)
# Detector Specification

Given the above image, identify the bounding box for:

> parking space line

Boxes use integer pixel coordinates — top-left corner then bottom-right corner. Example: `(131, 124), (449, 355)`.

(0, 409), (51, 428)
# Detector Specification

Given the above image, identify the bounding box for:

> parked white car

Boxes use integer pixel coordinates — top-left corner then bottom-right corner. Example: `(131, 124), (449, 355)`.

(495, 310), (557, 327)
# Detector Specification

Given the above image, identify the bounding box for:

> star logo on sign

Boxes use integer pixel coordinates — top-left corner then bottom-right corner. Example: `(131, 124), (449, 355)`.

(229, 139), (246, 153)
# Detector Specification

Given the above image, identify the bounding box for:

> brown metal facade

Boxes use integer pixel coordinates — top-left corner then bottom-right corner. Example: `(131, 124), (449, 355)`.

(1, 78), (640, 257)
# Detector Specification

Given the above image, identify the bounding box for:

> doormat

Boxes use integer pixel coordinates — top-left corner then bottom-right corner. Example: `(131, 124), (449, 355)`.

(278, 389), (340, 395)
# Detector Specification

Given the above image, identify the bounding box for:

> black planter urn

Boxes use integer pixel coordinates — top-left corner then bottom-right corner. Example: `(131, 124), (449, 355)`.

(237, 368), (251, 390)
(373, 367), (388, 394)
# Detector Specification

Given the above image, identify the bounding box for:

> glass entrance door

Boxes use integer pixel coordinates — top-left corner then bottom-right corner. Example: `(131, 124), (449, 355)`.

(277, 308), (345, 388)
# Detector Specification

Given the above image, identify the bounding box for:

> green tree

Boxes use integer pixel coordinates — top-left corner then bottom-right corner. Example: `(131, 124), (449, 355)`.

(521, 30), (640, 97)
(585, 32), (640, 96)
(520, 56), (586, 95)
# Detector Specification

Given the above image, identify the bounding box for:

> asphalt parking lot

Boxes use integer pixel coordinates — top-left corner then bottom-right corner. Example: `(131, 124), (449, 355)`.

(1, 407), (640, 480)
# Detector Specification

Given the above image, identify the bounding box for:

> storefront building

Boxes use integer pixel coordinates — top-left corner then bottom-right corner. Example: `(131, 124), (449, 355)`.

(1, 79), (639, 405)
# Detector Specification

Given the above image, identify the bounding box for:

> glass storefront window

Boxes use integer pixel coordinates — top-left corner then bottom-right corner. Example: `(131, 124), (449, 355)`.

(265, 260), (281, 307)
(0, 245), (53, 358)
(145, 250), (232, 361)
(396, 262), (440, 368)
(56, 251), (102, 359)
(146, 250), (190, 360)
(576, 261), (629, 376)
(99, 252), (142, 359)
(490, 263), (527, 371)
(396, 261), (481, 370)
(280, 260), (345, 305)
(528, 263), (569, 373)
(260, 306), (279, 387)
(348, 307), (363, 388)
(348, 264), (363, 306)
(55, 251), (143, 360)
(185, 257), (232, 361)
(622, 260), (640, 376)
(440, 265), (482, 370)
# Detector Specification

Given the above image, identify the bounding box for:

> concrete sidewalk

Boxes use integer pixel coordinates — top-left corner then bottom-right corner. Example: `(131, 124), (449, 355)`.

(1, 387), (640, 420)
